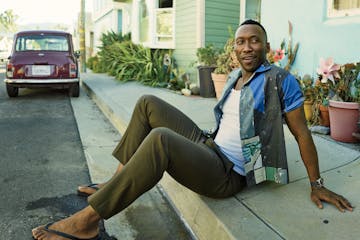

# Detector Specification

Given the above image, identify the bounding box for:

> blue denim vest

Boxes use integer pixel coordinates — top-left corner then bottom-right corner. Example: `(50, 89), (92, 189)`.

(212, 62), (302, 186)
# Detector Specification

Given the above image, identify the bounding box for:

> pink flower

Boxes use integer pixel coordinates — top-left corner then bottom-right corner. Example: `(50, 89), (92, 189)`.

(316, 57), (340, 84)
(273, 49), (285, 62)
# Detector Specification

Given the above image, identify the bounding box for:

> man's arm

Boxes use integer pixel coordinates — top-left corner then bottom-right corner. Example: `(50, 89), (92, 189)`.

(284, 106), (353, 212)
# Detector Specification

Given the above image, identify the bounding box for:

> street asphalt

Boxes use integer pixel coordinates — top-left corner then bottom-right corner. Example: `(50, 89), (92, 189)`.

(79, 70), (360, 240)
(0, 87), (90, 240)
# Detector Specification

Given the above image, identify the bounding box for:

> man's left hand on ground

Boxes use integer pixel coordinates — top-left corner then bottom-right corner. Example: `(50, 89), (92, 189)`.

(311, 187), (354, 212)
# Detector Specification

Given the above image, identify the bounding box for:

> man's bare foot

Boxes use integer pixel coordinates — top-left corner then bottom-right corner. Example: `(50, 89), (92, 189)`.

(32, 206), (101, 240)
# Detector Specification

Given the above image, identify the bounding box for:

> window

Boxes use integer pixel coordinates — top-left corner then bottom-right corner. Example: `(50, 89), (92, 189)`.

(155, 0), (173, 44)
(16, 35), (69, 52)
(136, 0), (174, 48)
(328, 0), (360, 17)
(159, 0), (172, 8)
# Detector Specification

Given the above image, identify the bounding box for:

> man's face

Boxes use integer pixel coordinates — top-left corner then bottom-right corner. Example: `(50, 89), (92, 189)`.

(234, 24), (269, 73)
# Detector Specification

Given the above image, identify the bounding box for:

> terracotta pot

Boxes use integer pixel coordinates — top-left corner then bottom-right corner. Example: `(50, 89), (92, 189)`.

(328, 100), (360, 143)
(319, 104), (330, 127)
(303, 100), (313, 121)
(211, 73), (228, 99)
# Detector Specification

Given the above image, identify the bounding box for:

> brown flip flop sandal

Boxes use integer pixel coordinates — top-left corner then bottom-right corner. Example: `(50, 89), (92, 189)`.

(35, 222), (100, 240)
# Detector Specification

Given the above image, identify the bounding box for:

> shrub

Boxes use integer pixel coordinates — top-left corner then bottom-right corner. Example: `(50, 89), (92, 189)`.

(95, 31), (131, 73)
(93, 31), (183, 90)
(86, 55), (98, 70)
(196, 44), (219, 66)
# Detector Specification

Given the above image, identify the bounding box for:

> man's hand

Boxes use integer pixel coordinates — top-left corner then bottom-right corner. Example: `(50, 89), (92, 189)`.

(311, 187), (353, 212)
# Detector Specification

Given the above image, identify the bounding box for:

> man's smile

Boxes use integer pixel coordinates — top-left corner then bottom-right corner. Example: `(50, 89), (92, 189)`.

(241, 55), (257, 64)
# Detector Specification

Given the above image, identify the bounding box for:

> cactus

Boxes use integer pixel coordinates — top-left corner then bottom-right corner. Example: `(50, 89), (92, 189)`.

(284, 21), (299, 71)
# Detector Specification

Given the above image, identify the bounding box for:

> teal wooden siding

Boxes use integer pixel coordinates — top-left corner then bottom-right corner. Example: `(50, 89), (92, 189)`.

(173, 0), (241, 84)
(173, 0), (198, 83)
(205, 0), (240, 48)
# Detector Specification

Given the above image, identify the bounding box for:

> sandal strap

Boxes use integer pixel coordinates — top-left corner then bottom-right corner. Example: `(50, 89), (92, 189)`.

(44, 222), (100, 240)
(87, 183), (100, 190)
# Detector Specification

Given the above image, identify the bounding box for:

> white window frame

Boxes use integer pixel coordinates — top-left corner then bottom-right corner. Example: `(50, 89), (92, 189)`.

(327, 0), (360, 18)
(154, 7), (174, 47)
(135, 0), (175, 49)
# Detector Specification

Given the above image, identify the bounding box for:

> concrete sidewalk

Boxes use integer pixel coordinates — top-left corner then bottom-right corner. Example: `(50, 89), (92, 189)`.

(80, 71), (360, 240)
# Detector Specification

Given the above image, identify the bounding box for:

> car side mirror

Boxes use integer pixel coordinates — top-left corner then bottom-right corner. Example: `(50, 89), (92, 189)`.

(74, 50), (80, 59)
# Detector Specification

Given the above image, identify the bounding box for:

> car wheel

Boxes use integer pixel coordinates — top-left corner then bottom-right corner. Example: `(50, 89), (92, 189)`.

(6, 84), (19, 97)
(69, 82), (80, 97)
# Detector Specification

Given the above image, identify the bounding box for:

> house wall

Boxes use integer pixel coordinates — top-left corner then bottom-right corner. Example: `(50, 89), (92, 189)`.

(245, 0), (261, 21)
(92, 0), (131, 53)
(174, 0), (241, 84)
(85, 13), (95, 59)
(261, 0), (360, 77)
(173, 0), (198, 82)
(204, 0), (240, 48)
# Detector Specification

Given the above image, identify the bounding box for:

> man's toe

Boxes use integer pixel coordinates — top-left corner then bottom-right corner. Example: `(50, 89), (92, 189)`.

(32, 226), (46, 239)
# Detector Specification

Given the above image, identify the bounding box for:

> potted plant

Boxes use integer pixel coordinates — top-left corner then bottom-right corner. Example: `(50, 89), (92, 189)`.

(196, 44), (219, 98)
(311, 78), (331, 127)
(317, 57), (360, 142)
(298, 74), (315, 122)
(211, 27), (240, 99)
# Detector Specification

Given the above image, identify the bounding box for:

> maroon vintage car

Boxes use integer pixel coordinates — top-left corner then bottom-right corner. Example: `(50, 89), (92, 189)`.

(4, 30), (80, 97)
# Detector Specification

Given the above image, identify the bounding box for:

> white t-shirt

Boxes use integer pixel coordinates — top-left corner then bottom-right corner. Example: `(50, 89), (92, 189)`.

(214, 89), (245, 175)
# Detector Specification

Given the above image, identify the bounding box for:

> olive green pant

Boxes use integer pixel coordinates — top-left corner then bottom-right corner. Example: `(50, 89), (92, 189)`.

(88, 95), (246, 219)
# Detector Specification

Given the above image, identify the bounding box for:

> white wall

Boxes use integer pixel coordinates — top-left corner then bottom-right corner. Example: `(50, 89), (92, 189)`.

(92, 0), (132, 53)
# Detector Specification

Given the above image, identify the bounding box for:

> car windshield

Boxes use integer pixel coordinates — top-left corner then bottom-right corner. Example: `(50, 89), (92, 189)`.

(15, 34), (69, 52)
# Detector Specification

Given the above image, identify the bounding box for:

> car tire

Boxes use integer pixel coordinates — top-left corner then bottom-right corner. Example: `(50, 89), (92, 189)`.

(69, 82), (80, 97)
(6, 84), (19, 97)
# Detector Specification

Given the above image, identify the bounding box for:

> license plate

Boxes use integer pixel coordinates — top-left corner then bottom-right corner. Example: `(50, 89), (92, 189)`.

(32, 65), (51, 76)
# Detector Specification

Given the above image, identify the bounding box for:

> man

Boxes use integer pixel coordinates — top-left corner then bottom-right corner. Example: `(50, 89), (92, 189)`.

(32, 20), (352, 240)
